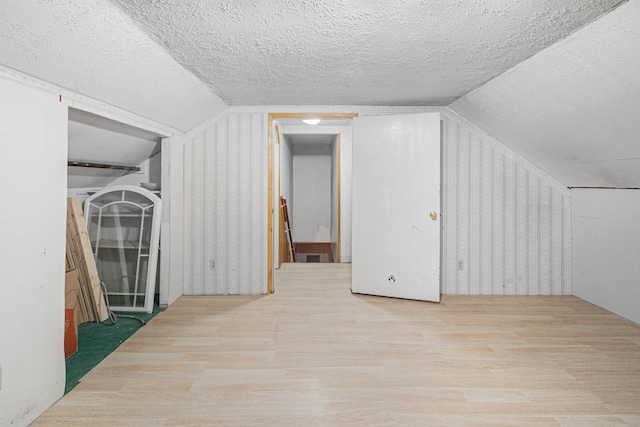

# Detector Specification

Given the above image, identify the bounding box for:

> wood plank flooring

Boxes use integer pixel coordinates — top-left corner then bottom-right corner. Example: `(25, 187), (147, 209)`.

(34, 264), (640, 426)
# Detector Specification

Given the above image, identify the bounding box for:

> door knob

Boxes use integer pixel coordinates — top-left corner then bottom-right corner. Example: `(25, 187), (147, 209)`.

(429, 212), (438, 220)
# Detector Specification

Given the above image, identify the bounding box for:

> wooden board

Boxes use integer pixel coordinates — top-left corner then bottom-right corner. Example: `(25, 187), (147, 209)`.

(66, 218), (89, 323)
(66, 198), (108, 322)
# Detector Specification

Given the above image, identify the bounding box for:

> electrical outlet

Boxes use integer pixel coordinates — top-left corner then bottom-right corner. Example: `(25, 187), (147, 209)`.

(209, 259), (216, 270)
(457, 260), (464, 270)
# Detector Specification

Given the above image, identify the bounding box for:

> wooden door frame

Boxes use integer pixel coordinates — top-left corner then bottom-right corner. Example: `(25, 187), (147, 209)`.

(267, 113), (358, 293)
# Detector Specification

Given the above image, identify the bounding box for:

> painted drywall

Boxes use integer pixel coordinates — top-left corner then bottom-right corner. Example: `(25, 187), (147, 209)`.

(449, 0), (640, 188)
(280, 133), (294, 246)
(183, 106), (571, 296)
(0, 78), (67, 426)
(272, 126), (294, 269)
(292, 148), (332, 242)
(330, 136), (340, 261)
(572, 189), (640, 324)
(273, 133), (294, 268)
(0, 0), (225, 132)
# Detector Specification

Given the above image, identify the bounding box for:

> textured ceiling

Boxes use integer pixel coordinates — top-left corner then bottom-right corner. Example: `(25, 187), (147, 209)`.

(450, 0), (640, 188)
(0, 0), (225, 132)
(109, 0), (624, 106)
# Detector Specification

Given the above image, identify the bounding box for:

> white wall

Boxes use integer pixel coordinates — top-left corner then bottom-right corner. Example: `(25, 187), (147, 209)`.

(330, 136), (340, 261)
(280, 134), (294, 236)
(160, 136), (184, 306)
(272, 127), (294, 268)
(572, 189), (640, 324)
(0, 78), (67, 426)
(292, 147), (332, 242)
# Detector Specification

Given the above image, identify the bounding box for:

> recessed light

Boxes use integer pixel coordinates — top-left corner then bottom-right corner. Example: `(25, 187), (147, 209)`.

(302, 118), (320, 125)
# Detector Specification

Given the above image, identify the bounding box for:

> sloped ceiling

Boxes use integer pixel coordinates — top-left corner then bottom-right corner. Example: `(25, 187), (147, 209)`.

(67, 108), (161, 188)
(107, 0), (623, 106)
(0, 0), (225, 132)
(450, 0), (640, 188)
(1, 0), (636, 188)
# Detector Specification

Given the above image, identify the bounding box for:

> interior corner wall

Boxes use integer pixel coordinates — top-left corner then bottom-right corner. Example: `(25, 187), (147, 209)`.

(183, 109), (267, 295)
(277, 132), (294, 269)
(280, 135), (294, 220)
(441, 111), (571, 295)
(292, 151), (332, 242)
(0, 78), (68, 426)
(330, 136), (340, 261)
(572, 189), (640, 324)
(160, 136), (184, 306)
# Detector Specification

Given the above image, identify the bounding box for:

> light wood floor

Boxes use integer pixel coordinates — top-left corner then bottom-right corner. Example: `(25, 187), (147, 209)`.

(34, 264), (640, 426)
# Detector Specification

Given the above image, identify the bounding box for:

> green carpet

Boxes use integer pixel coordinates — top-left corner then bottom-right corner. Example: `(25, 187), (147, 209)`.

(65, 305), (164, 394)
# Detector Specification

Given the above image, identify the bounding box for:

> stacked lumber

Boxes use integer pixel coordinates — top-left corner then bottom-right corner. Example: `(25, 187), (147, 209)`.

(66, 198), (108, 323)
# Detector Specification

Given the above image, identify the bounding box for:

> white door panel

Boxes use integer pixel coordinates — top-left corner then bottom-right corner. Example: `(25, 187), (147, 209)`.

(351, 113), (440, 302)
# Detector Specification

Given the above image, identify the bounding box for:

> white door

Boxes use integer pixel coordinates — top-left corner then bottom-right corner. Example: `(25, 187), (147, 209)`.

(351, 113), (441, 302)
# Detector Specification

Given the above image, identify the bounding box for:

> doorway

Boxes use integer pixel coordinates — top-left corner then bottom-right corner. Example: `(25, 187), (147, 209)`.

(267, 112), (442, 298)
(267, 113), (357, 293)
(282, 132), (339, 264)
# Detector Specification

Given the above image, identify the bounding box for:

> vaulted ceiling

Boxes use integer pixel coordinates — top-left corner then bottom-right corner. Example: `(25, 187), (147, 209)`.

(1, 0), (638, 187)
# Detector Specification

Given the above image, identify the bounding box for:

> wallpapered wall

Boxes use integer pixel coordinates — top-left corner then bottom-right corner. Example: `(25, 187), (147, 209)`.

(183, 107), (570, 296)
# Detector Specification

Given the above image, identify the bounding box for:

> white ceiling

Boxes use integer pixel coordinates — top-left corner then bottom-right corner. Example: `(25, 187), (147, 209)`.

(285, 133), (337, 155)
(450, 0), (640, 187)
(67, 109), (161, 187)
(2, 0), (638, 188)
(0, 0), (225, 132)
(107, 0), (624, 106)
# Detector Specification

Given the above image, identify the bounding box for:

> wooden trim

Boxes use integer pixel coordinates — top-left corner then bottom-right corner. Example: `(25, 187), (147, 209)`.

(337, 134), (341, 263)
(267, 116), (274, 293)
(267, 113), (358, 293)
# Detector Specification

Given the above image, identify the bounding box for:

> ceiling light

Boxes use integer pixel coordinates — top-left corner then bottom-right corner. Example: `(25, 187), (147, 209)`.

(303, 118), (320, 125)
